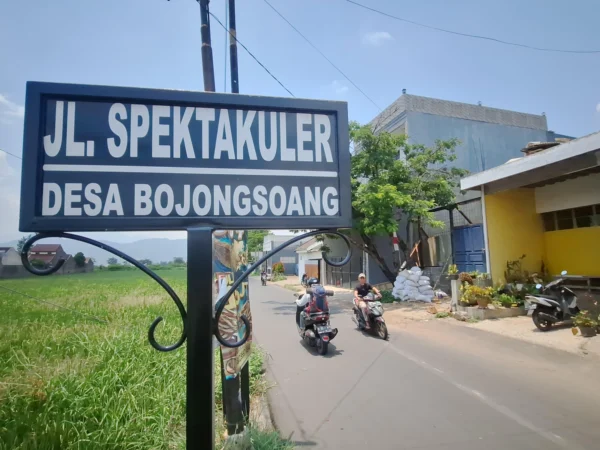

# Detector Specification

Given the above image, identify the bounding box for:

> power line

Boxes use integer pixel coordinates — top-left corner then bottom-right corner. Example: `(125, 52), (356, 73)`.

(263, 0), (381, 111)
(0, 148), (22, 160)
(209, 11), (295, 97)
(224, 0), (229, 92)
(0, 284), (108, 324)
(345, 0), (600, 54)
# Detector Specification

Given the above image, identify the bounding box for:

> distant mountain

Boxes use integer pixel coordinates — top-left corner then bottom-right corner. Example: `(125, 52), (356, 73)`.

(0, 238), (187, 265)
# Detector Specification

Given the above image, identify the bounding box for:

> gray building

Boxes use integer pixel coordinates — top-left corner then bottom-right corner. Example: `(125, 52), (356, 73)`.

(364, 93), (572, 285)
(263, 234), (309, 275)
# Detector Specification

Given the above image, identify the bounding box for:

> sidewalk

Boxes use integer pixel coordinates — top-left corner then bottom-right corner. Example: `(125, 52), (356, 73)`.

(462, 315), (600, 359)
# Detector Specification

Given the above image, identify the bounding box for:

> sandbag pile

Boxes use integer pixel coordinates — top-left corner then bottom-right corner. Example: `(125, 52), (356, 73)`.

(391, 266), (435, 302)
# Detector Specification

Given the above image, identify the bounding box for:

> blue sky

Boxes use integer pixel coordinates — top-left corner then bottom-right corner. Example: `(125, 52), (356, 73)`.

(1, 0), (599, 242)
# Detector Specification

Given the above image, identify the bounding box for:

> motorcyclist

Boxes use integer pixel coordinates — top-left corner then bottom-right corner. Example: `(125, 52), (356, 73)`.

(296, 277), (319, 329)
(354, 273), (381, 330)
(260, 269), (267, 283)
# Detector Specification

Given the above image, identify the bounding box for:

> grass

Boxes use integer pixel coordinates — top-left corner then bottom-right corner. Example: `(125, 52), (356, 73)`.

(0, 270), (290, 449)
(435, 311), (450, 319)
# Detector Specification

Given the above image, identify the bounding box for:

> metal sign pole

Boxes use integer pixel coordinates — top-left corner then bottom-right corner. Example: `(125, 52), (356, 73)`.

(187, 227), (215, 449)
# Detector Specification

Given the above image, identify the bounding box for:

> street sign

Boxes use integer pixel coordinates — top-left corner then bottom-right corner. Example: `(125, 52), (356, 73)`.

(20, 82), (351, 233)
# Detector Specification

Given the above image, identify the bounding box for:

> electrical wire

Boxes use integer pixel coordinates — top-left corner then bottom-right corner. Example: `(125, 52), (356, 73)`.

(0, 148), (22, 160)
(263, 0), (381, 111)
(209, 11), (295, 97)
(224, 0), (229, 92)
(345, 0), (600, 54)
(0, 284), (108, 324)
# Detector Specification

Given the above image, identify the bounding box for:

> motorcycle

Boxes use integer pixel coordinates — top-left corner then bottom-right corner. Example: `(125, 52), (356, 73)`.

(295, 284), (338, 355)
(353, 292), (388, 340)
(261, 273), (267, 286)
(526, 270), (579, 331)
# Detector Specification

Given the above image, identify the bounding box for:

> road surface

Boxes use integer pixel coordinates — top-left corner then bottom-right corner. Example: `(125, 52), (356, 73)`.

(250, 278), (600, 449)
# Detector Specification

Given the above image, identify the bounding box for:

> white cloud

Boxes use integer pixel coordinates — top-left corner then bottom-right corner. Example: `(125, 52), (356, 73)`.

(362, 31), (393, 47)
(0, 94), (25, 120)
(331, 80), (349, 95)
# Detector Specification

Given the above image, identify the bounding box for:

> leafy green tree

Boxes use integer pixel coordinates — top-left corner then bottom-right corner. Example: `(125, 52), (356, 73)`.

(74, 252), (86, 267)
(247, 230), (270, 253)
(139, 259), (153, 266)
(173, 257), (185, 265)
(347, 121), (466, 282)
(16, 234), (33, 253)
(107, 257), (118, 265)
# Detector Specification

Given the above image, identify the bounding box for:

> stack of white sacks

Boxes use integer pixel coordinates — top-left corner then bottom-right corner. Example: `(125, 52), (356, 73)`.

(392, 266), (435, 302)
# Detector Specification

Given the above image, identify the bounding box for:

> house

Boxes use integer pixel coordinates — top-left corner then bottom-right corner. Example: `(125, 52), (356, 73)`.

(28, 244), (68, 267)
(0, 247), (21, 266)
(363, 92), (573, 284)
(296, 238), (323, 280)
(459, 131), (600, 285)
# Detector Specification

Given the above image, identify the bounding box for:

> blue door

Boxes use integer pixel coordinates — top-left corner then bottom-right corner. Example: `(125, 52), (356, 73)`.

(452, 225), (487, 273)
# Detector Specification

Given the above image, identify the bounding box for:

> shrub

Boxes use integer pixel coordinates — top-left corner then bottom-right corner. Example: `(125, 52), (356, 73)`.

(573, 311), (598, 328)
(461, 284), (493, 305)
(379, 290), (395, 304)
(272, 262), (284, 274)
(497, 293), (516, 308)
(448, 264), (458, 275)
(459, 272), (473, 285)
(435, 311), (450, 319)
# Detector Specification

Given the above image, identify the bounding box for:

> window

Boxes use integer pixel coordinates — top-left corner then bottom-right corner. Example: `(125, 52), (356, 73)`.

(542, 205), (600, 232)
(542, 212), (556, 231)
(574, 206), (593, 228)
(556, 209), (574, 230)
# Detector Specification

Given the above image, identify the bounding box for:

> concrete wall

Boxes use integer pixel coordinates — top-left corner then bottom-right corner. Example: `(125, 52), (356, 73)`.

(484, 189), (546, 283)
(406, 111), (550, 174)
(535, 173), (600, 213)
(544, 228), (600, 277)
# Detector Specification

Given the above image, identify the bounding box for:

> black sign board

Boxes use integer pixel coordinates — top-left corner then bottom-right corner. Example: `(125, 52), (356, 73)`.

(19, 82), (351, 232)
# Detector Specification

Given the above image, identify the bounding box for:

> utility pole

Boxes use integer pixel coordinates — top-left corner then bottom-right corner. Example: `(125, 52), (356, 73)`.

(228, 0), (239, 94)
(198, 0), (216, 92)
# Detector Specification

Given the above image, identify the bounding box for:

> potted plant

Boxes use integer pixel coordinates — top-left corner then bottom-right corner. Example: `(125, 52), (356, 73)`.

(462, 284), (493, 309)
(497, 293), (515, 309)
(475, 272), (492, 288)
(459, 272), (474, 285)
(448, 264), (459, 280)
(573, 311), (598, 338)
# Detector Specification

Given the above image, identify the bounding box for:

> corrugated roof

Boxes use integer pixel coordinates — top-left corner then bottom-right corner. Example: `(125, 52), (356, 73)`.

(295, 238), (318, 252)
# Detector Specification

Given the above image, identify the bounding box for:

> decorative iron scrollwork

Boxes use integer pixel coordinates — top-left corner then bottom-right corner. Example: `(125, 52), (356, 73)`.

(213, 229), (352, 348)
(20, 232), (187, 352)
(20, 229), (351, 352)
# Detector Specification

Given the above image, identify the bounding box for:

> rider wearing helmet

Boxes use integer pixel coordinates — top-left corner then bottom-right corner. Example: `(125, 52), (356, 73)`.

(354, 273), (380, 330)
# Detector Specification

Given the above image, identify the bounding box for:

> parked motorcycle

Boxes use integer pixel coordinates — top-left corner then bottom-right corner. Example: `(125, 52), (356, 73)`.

(295, 281), (338, 355)
(526, 270), (579, 331)
(353, 292), (388, 340)
(261, 273), (267, 286)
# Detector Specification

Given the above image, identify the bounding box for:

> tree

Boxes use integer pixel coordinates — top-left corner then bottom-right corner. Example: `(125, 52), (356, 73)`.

(173, 257), (185, 265)
(30, 259), (46, 269)
(74, 252), (86, 267)
(16, 234), (33, 253)
(247, 230), (270, 253)
(107, 257), (118, 265)
(347, 121), (466, 282)
(139, 259), (153, 266)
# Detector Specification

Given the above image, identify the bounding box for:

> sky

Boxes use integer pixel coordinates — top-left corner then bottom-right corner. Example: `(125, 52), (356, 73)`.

(1, 0), (599, 243)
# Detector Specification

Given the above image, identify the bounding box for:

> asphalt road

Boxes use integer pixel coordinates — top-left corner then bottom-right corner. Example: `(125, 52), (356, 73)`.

(250, 278), (600, 450)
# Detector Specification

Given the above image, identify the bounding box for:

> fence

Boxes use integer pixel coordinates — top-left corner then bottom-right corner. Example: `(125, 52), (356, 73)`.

(324, 254), (363, 290)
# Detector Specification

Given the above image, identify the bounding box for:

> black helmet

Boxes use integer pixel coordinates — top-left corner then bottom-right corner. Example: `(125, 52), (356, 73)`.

(307, 277), (319, 287)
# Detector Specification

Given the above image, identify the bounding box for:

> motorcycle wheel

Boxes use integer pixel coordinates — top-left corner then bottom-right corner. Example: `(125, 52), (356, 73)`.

(532, 310), (552, 332)
(317, 339), (329, 355)
(376, 321), (388, 340)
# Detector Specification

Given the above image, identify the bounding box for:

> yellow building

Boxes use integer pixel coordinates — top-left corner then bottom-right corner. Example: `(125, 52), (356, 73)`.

(460, 132), (600, 285)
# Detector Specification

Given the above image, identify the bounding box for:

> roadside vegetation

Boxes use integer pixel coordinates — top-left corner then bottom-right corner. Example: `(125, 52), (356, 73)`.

(0, 270), (290, 449)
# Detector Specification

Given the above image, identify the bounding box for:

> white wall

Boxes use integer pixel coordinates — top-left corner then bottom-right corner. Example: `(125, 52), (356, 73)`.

(1, 248), (21, 265)
(535, 173), (600, 213)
